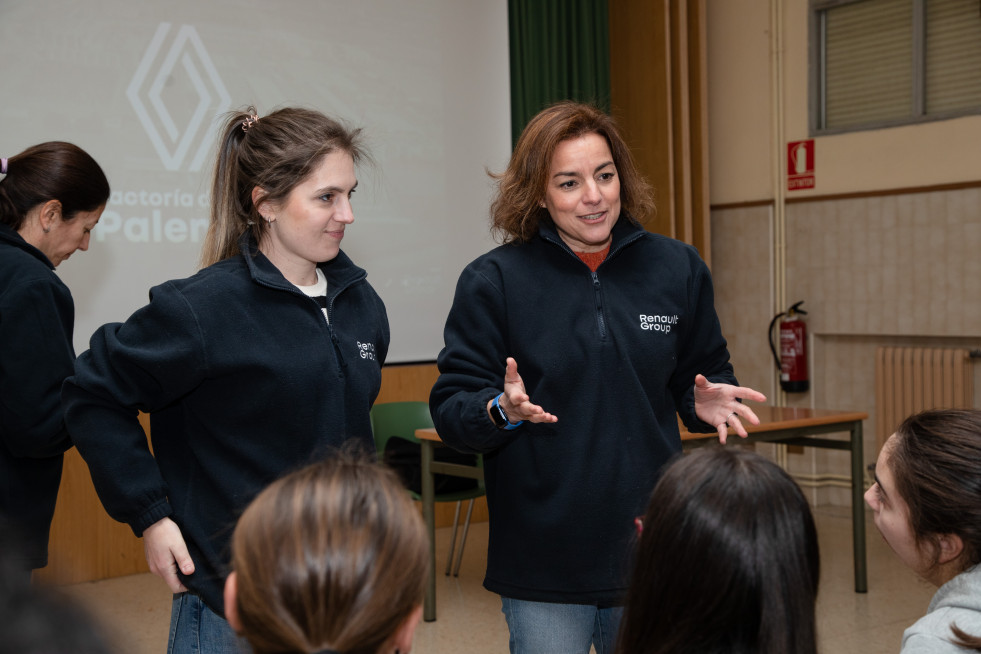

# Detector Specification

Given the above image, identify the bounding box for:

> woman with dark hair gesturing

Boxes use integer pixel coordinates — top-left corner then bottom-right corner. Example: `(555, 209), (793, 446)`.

(0, 142), (109, 577)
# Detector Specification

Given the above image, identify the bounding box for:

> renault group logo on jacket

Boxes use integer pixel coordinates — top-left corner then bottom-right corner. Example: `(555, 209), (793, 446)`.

(127, 23), (231, 172)
(640, 313), (678, 333)
(357, 341), (378, 361)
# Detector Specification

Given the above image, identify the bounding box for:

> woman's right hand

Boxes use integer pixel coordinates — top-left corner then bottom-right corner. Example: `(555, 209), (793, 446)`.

(143, 517), (195, 593)
(490, 357), (558, 424)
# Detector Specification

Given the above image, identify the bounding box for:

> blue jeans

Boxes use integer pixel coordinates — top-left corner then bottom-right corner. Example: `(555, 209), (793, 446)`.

(168, 592), (249, 654)
(501, 597), (623, 654)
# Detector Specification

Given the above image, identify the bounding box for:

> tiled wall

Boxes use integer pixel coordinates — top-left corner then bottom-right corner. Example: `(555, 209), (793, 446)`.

(786, 189), (981, 337)
(710, 185), (981, 505)
(710, 204), (774, 398)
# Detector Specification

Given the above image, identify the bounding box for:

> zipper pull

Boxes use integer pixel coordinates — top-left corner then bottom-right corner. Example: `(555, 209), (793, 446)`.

(330, 329), (347, 369)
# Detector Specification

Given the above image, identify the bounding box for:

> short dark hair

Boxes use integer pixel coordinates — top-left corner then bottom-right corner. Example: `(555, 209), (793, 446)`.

(0, 142), (110, 230)
(490, 101), (654, 243)
(616, 446), (820, 654)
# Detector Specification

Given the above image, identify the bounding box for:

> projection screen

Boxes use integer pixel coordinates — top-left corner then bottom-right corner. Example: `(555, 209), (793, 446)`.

(0, 0), (510, 363)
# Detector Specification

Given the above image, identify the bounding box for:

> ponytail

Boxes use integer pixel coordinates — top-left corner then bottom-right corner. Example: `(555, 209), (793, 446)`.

(200, 108), (264, 267)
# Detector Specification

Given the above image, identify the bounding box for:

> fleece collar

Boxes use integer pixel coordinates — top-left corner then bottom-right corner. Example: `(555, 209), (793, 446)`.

(536, 213), (647, 261)
(0, 223), (54, 269)
(236, 232), (366, 296)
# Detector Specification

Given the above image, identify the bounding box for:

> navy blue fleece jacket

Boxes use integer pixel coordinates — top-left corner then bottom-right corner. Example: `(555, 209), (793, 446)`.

(63, 235), (388, 613)
(430, 217), (736, 605)
(0, 224), (75, 569)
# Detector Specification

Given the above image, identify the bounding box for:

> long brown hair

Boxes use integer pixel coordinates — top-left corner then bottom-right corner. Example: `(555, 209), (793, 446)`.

(229, 448), (428, 654)
(891, 409), (981, 651)
(200, 106), (368, 268)
(0, 142), (109, 230)
(490, 101), (654, 244)
(616, 447), (820, 654)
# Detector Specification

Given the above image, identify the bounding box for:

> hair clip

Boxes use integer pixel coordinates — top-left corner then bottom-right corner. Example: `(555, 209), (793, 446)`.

(242, 114), (260, 133)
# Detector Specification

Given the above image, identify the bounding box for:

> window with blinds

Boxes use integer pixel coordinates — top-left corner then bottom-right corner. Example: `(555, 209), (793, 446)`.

(813, 0), (981, 133)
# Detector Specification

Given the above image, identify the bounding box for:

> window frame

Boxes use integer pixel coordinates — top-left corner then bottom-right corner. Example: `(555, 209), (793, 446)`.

(809, 0), (981, 135)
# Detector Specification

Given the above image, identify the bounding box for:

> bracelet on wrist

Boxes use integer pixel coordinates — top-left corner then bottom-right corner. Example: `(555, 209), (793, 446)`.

(491, 393), (524, 430)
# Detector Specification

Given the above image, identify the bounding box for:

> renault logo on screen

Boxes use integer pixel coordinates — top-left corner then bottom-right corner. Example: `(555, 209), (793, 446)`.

(127, 23), (231, 172)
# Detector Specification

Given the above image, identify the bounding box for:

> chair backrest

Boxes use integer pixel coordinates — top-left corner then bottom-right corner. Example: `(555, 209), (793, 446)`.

(369, 401), (434, 456)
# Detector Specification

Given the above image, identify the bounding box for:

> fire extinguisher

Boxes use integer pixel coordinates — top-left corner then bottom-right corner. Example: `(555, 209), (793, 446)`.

(768, 301), (809, 393)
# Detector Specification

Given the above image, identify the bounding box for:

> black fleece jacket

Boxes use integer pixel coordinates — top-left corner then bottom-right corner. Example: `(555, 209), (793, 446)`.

(0, 224), (76, 569)
(63, 235), (388, 613)
(430, 217), (736, 605)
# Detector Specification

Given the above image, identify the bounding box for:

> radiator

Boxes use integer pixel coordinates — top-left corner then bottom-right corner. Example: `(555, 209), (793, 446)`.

(874, 347), (975, 452)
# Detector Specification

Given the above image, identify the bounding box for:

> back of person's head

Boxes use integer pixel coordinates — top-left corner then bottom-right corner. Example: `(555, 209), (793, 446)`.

(490, 100), (654, 243)
(0, 141), (110, 230)
(616, 446), (820, 654)
(0, 549), (114, 654)
(225, 449), (429, 654)
(202, 106), (368, 267)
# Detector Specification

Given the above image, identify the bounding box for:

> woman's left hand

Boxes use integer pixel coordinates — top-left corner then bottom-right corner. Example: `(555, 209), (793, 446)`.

(693, 374), (767, 443)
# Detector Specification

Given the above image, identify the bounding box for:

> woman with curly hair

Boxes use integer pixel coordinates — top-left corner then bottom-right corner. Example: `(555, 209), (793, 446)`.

(430, 101), (765, 653)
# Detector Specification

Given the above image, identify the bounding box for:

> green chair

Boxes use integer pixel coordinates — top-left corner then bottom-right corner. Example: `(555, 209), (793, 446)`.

(370, 400), (485, 576)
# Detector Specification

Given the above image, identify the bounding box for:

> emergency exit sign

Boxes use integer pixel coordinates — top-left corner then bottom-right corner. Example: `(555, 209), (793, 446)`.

(787, 139), (815, 191)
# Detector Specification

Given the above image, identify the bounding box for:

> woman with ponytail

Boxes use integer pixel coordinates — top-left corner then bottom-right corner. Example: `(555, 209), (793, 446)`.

(63, 107), (389, 653)
(0, 142), (109, 576)
(867, 409), (981, 653)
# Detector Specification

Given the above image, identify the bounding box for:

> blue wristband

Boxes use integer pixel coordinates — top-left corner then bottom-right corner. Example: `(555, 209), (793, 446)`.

(492, 393), (524, 430)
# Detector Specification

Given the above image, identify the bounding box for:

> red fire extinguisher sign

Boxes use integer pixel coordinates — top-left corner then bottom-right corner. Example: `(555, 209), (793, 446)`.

(787, 139), (815, 191)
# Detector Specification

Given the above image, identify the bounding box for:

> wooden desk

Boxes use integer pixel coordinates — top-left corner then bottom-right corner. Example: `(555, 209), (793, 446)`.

(415, 406), (869, 621)
(415, 427), (483, 622)
(682, 406), (869, 594)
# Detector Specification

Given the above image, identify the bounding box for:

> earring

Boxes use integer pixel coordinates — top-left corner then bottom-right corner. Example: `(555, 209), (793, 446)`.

(42, 226), (51, 233)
